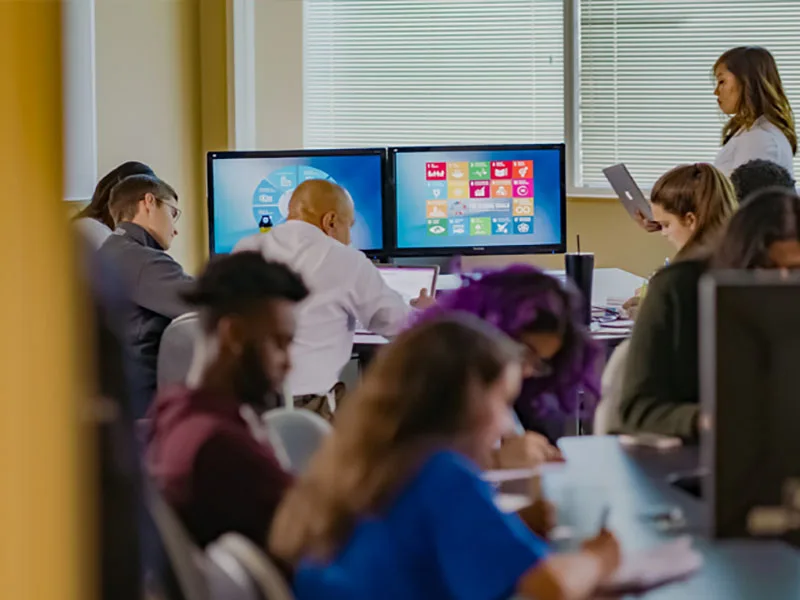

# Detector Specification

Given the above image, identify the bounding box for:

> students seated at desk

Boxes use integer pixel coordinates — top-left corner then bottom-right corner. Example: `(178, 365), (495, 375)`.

(74, 161), (155, 250)
(235, 179), (432, 418)
(617, 164), (737, 441)
(714, 188), (800, 270)
(415, 265), (600, 452)
(147, 252), (307, 551)
(97, 174), (193, 417)
(730, 158), (796, 202)
(270, 316), (620, 600)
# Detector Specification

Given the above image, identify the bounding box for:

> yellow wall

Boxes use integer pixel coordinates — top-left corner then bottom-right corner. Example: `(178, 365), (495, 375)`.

(95, 0), (205, 272)
(1, 2), (93, 599)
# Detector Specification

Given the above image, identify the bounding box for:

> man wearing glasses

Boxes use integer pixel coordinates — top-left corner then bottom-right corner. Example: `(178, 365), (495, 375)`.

(99, 173), (193, 417)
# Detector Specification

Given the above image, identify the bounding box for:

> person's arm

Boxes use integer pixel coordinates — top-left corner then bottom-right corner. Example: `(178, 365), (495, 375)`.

(424, 453), (616, 600)
(193, 430), (294, 548)
(133, 255), (194, 319)
(734, 128), (782, 169)
(517, 530), (620, 600)
(617, 269), (700, 440)
(350, 255), (411, 336)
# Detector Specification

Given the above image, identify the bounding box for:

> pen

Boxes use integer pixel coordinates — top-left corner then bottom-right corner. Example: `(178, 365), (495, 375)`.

(598, 506), (610, 531)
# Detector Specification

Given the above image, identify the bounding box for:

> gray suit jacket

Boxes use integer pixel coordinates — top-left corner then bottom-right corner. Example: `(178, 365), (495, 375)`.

(98, 222), (193, 416)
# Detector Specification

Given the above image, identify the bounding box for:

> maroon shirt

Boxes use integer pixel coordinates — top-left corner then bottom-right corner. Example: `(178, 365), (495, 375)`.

(146, 386), (293, 548)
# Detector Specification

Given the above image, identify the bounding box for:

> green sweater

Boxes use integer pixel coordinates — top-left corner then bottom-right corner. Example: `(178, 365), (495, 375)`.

(617, 259), (707, 442)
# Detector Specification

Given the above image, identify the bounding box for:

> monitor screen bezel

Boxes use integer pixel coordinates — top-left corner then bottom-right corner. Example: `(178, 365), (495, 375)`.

(206, 147), (388, 256)
(387, 143), (567, 257)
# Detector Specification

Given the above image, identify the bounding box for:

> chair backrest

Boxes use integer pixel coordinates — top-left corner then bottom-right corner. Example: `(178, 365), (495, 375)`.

(262, 408), (332, 475)
(210, 534), (294, 600)
(158, 313), (201, 390)
(144, 480), (210, 600)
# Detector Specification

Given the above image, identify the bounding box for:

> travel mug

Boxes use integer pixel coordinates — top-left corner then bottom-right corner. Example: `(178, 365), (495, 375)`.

(565, 252), (595, 325)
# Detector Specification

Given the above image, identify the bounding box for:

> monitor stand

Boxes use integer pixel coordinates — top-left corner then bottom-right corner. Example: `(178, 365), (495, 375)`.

(390, 255), (463, 275)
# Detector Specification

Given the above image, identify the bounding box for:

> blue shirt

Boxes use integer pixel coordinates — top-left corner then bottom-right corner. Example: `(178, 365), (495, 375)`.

(294, 450), (549, 600)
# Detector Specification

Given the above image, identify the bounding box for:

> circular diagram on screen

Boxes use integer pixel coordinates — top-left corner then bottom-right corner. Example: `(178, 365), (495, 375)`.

(251, 165), (335, 227)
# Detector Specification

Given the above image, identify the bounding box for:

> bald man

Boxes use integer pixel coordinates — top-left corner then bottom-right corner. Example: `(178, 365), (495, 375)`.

(234, 179), (430, 415)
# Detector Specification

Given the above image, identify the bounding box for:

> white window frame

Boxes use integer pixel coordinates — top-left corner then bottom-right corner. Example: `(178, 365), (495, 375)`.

(236, 1), (800, 198)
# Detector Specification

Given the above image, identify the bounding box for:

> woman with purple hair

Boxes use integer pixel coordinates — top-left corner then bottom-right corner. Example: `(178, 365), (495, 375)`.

(416, 265), (602, 450)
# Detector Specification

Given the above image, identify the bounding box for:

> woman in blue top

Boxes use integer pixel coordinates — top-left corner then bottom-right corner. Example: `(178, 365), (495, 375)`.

(270, 315), (620, 600)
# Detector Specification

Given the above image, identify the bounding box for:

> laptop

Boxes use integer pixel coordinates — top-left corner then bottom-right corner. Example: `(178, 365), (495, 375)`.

(355, 265), (439, 334)
(603, 163), (653, 221)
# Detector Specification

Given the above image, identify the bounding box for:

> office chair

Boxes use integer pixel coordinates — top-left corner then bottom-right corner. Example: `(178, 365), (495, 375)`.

(262, 408), (332, 475)
(157, 312), (201, 390)
(208, 534), (294, 600)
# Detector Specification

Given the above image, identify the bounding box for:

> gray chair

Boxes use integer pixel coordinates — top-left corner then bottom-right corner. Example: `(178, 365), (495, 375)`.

(158, 312), (201, 390)
(208, 534), (294, 600)
(145, 479), (263, 600)
(262, 408), (332, 475)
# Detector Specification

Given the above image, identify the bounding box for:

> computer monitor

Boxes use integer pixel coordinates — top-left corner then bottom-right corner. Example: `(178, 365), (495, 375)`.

(389, 144), (566, 256)
(699, 271), (800, 547)
(207, 148), (386, 255)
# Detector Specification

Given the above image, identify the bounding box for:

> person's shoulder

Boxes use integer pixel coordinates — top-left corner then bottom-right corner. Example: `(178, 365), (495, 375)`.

(233, 232), (267, 254)
(645, 260), (708, 306)
(649, 259), (707, 287)
(412, 450), (484, 493)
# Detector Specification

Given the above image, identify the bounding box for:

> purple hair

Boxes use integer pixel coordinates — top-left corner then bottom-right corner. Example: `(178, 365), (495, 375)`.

(414, 265), (602, 420)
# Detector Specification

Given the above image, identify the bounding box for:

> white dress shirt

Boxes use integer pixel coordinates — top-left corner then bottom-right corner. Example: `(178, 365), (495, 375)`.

(234, 221), (410, 396)
(714, 116), (795, 178)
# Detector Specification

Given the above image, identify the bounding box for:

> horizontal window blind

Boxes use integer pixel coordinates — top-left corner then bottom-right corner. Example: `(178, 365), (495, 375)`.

(579, 0), (800, 188)
(303, 0), (564, 148)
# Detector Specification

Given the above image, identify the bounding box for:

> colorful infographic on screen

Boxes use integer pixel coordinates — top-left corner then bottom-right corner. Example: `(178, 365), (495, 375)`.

(393, 147), (564, 250)
(210, 153), (384, 254)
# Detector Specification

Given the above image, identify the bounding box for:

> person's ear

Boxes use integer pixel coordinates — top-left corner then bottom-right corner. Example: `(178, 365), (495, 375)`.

(141, 192), (158, 216)
(320, 211), (337, 236)
(684, 212), (698, 231)
(216, 315), (246, 358)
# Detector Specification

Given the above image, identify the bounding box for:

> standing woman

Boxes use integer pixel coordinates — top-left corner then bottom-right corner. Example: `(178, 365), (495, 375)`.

(713, 46), (796, 177)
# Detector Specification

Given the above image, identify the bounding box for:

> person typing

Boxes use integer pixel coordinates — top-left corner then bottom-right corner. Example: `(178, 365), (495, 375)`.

(235, 179), (432, 416)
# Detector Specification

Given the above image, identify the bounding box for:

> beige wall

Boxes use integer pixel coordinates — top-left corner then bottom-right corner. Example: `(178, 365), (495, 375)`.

(253, 1), (673, 277)
(255, 0), (305, 150)
(95, 0), (205, 272)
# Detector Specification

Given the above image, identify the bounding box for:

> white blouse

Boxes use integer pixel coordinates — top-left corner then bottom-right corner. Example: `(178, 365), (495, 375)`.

(714, 116), (795, 178)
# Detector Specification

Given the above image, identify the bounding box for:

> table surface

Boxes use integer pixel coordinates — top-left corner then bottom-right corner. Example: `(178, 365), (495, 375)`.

(542, 437), (800, 598)
(355, 267), (644, 347)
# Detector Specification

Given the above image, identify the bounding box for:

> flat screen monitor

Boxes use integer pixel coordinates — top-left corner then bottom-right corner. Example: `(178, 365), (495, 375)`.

(207, 148), (386, 255)
(389, 144), (566, 256)
(700, 271), (800, 547)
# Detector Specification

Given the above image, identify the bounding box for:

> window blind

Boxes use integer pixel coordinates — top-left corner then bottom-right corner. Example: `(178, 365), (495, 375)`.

(579, 0), (800, 189)
(303, 0), (564, 148)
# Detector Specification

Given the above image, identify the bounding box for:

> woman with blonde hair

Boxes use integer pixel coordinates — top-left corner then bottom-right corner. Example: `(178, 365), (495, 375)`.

(614, 163), (736, 441)
(713, 46), (796, 177)
(270, 316), (620, 600)
(649, 162), (738, 256)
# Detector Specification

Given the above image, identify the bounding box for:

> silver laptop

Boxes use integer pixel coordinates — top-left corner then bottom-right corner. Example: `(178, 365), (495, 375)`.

(603, 163), (653, 221)
(355, 265), (439, 334)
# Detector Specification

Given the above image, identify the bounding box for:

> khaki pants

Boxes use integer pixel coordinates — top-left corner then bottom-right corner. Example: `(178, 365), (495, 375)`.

(293, 382), (346, 421)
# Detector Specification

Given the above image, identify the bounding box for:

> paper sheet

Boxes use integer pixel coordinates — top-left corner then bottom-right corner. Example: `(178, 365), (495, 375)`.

(596, 537), (703, 596)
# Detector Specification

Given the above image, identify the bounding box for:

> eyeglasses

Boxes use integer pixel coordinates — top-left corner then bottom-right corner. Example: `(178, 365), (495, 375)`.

(159, 198), (182, 223)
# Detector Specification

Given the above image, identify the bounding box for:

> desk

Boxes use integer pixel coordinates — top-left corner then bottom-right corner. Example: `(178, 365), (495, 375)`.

(538, 437), (800, 598)
(354, 267), (644, 357)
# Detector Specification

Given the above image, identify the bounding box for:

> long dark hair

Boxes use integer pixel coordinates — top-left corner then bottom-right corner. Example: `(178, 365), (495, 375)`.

(269, 316), (521, 564)
(715, 46), (797, 155)
(714, 188), (800, 269)
(75, 161), (155, 229)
